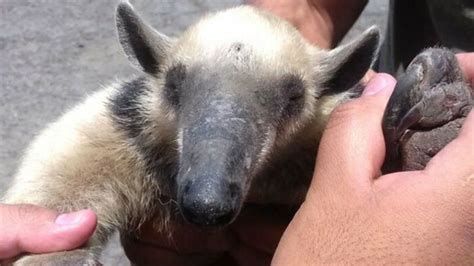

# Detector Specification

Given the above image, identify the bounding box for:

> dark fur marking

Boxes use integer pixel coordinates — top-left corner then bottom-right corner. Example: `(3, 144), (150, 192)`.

(117, 5), (159, 74)
(109, 77), (151, 139)
(281, 74), (306, 119)
(231, 42), (243, 52)
(109, 77), (179, 195)
(164, 64), (186, 108)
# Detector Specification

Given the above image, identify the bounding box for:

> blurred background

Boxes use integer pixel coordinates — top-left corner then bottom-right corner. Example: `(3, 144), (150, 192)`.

(0, 0), (388, 264)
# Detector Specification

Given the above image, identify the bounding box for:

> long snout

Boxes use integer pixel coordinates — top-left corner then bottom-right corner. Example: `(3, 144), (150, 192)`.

(178, 136), (250, 226)
(175, 66), (266, 227)
(177, 98), (260, 227)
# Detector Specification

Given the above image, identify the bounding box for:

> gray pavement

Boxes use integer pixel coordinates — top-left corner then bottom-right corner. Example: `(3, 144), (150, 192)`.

(0, 0), (388, 264)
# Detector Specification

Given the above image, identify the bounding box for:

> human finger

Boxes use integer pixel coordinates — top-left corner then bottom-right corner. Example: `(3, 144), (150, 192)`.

(0, 204), (96, 259)
(310, 73), (396, 198)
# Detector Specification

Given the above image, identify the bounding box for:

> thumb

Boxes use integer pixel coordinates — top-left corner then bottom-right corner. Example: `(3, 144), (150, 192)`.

(456, 53), (474, 87)
(0, 204), (97, 259)
(309, 74), (396, 199)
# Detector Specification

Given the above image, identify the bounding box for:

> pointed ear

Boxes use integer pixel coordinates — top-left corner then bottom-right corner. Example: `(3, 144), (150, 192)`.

(317, 26), (380, 95)
(116, 0), (172, 74)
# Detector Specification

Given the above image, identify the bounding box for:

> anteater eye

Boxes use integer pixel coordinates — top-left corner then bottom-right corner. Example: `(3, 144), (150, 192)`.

(282, 74), (305, 117)
(164, 63), (186, 107)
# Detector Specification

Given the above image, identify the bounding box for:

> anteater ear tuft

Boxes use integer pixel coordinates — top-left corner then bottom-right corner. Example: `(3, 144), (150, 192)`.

(116, 1), (173, 74)
(317, 26), (380, 95)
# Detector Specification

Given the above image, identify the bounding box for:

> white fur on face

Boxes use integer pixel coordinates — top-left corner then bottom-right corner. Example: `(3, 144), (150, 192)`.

(169, 6), (327, 148)
(173, 6), (317, 76)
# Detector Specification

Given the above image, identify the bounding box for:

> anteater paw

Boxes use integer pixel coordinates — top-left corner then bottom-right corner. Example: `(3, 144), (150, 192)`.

(382, 48), (473, 172)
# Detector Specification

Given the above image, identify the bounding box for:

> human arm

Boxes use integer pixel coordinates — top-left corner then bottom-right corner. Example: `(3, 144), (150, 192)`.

(246, 0), (368, 48)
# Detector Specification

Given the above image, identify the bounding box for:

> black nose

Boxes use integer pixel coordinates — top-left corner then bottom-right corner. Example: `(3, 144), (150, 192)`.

(179, 179), (242, 227)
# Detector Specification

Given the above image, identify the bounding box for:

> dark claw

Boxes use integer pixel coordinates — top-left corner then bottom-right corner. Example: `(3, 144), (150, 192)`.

(396, 101), (423, 138)
(382, 48), (473, 173)
(382, 58), (425, 173)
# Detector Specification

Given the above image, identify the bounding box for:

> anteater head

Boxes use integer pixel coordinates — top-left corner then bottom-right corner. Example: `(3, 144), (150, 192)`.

(115, 1), (380, 227)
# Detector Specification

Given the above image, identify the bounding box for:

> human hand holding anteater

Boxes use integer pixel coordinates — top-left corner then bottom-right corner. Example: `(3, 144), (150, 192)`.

(1, 54), (472, 265)
(273, 56), (474, 265)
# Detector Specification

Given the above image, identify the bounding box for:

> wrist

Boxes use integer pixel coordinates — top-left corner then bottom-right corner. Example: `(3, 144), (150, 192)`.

(247, 0), (335, 48)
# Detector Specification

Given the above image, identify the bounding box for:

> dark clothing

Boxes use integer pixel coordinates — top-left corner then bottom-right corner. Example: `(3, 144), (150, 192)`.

(376, 0), (474, 75)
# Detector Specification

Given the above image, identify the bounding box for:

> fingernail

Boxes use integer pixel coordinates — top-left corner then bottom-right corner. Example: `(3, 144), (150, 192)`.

(55, 210), (87, 226)
(363, 74), (394, 96)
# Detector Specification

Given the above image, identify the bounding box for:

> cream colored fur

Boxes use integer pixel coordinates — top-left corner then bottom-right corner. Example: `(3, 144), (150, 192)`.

(2, 5), (373, 264)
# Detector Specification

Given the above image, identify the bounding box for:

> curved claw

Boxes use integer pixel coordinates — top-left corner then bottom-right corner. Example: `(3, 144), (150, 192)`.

(382, 63), (423, 172)
(396, 101), (424, 138)
(382, 48), (472, 173)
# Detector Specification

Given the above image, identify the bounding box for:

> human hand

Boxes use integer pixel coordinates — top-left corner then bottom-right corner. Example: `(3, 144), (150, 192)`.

(0, 204), (96, 261)
(273, 69), (474, 264)
(122, 205), (294, 266)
